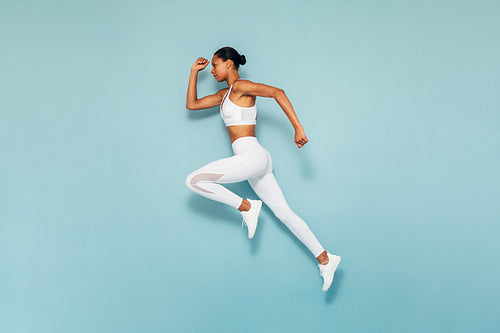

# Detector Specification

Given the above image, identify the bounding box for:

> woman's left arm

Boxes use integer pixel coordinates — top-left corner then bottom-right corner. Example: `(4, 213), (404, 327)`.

(234, 80), (309, 148)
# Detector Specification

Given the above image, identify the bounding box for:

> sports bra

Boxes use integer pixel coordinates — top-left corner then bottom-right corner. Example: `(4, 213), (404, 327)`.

(220, 79), (257, 127)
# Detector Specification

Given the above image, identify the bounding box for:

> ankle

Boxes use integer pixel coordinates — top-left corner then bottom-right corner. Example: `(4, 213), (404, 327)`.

(317, 251), (329, 265)
(238, 199), (251, 212)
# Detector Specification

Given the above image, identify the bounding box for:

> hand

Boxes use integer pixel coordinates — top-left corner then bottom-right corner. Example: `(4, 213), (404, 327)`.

(191, 57), (210, 72)
(294, 126), (309, 148)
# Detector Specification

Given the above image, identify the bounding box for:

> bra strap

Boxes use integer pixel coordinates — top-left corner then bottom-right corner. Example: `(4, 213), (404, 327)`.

(223, 79), (241, 105)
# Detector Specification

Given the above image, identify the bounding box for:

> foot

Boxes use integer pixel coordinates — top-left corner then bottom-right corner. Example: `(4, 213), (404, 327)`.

(240, 199), (262, 239)
(319, 252), (341, 292)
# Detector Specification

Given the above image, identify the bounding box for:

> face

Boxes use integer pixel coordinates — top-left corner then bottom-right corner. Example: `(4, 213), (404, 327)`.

(210, 56), (230, 82)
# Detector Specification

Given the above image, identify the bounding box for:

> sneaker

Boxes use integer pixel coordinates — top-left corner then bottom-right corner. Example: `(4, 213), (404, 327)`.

(319, 252), (341, 292)
(240, 199), (262, 239)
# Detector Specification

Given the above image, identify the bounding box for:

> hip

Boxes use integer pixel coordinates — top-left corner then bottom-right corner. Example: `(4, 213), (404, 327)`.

(231, 136), (273, 175)
(231, 136), (270, 159)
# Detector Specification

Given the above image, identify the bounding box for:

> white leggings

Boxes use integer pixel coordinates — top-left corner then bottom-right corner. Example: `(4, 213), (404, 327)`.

(185, 136), (325, 257)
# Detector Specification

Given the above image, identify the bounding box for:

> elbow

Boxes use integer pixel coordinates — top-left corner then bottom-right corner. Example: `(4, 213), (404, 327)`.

(186, 99), (201, 110)
(274, 88), (285, 99)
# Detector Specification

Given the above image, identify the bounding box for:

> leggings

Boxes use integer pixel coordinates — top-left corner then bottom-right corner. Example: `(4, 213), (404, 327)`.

(185, 136), (325, 257)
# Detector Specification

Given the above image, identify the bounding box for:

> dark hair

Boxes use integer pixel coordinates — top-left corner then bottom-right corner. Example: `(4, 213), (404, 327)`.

(213, 46), (246, 70)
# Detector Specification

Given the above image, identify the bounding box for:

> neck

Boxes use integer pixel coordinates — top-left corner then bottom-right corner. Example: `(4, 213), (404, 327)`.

(227, 74), (241, 87)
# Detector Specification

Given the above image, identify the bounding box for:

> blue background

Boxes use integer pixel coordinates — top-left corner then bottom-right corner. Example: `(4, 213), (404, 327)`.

(1, 0), (499, 332)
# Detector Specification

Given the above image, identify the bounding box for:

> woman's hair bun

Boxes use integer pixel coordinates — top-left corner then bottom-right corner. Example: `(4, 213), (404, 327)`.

(213, 47), (246, 69)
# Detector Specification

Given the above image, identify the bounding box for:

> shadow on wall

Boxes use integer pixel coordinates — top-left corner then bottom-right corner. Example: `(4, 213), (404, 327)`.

(185, 180), (344, 302)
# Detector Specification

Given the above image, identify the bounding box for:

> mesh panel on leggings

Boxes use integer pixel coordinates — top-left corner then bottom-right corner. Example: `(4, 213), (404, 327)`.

(190, 173), (224, 194)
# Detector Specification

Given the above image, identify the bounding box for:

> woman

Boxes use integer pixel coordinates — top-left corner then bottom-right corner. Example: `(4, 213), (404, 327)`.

(185, 46), (341, 292)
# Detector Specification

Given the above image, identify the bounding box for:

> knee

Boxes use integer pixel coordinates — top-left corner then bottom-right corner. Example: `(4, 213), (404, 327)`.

(185, 171), (196, 191)
(185, 171), (224, 192)
(185, 171), (211, 191)
(270, 203), (294, 222)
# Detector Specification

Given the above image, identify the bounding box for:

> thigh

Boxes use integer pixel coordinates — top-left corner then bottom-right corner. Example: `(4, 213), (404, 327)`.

(191, 148), (268, 184)
(248, 171), (288, 207)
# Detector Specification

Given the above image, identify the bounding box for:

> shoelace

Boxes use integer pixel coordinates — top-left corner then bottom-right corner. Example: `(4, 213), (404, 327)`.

(241, 209), (250, 229)
(319, 261), (330, 277)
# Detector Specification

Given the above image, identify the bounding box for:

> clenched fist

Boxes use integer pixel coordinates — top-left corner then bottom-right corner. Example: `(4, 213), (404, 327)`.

(294, 127), (309, 148)
(191, 57), (210, 72)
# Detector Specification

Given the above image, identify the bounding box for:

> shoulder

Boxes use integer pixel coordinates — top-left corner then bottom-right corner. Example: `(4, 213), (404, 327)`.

(233, 79), (253, 89)
(232, 79), (256, 96)
(233, 79), (280, 98)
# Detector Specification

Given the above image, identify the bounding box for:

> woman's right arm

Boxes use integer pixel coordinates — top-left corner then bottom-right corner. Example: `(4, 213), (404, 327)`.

(186, 57), (224, 110)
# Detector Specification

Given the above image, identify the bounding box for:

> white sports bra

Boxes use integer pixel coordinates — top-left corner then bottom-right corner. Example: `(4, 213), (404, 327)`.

(220, 79), (257, 127)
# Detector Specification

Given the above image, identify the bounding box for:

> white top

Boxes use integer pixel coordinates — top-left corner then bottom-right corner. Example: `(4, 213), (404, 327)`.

(220, 79), (257, 127)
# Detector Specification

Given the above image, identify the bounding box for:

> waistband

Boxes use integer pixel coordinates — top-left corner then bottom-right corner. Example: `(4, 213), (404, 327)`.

(231, 136), (261, 154)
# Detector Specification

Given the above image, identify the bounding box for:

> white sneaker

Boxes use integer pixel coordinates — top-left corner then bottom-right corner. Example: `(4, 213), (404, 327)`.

(319, 252), (341, 292)
(240, 199), (262, 239)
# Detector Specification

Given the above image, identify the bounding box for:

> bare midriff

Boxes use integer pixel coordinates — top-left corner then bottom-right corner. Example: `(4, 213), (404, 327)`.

(227, 124), (256, 143)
